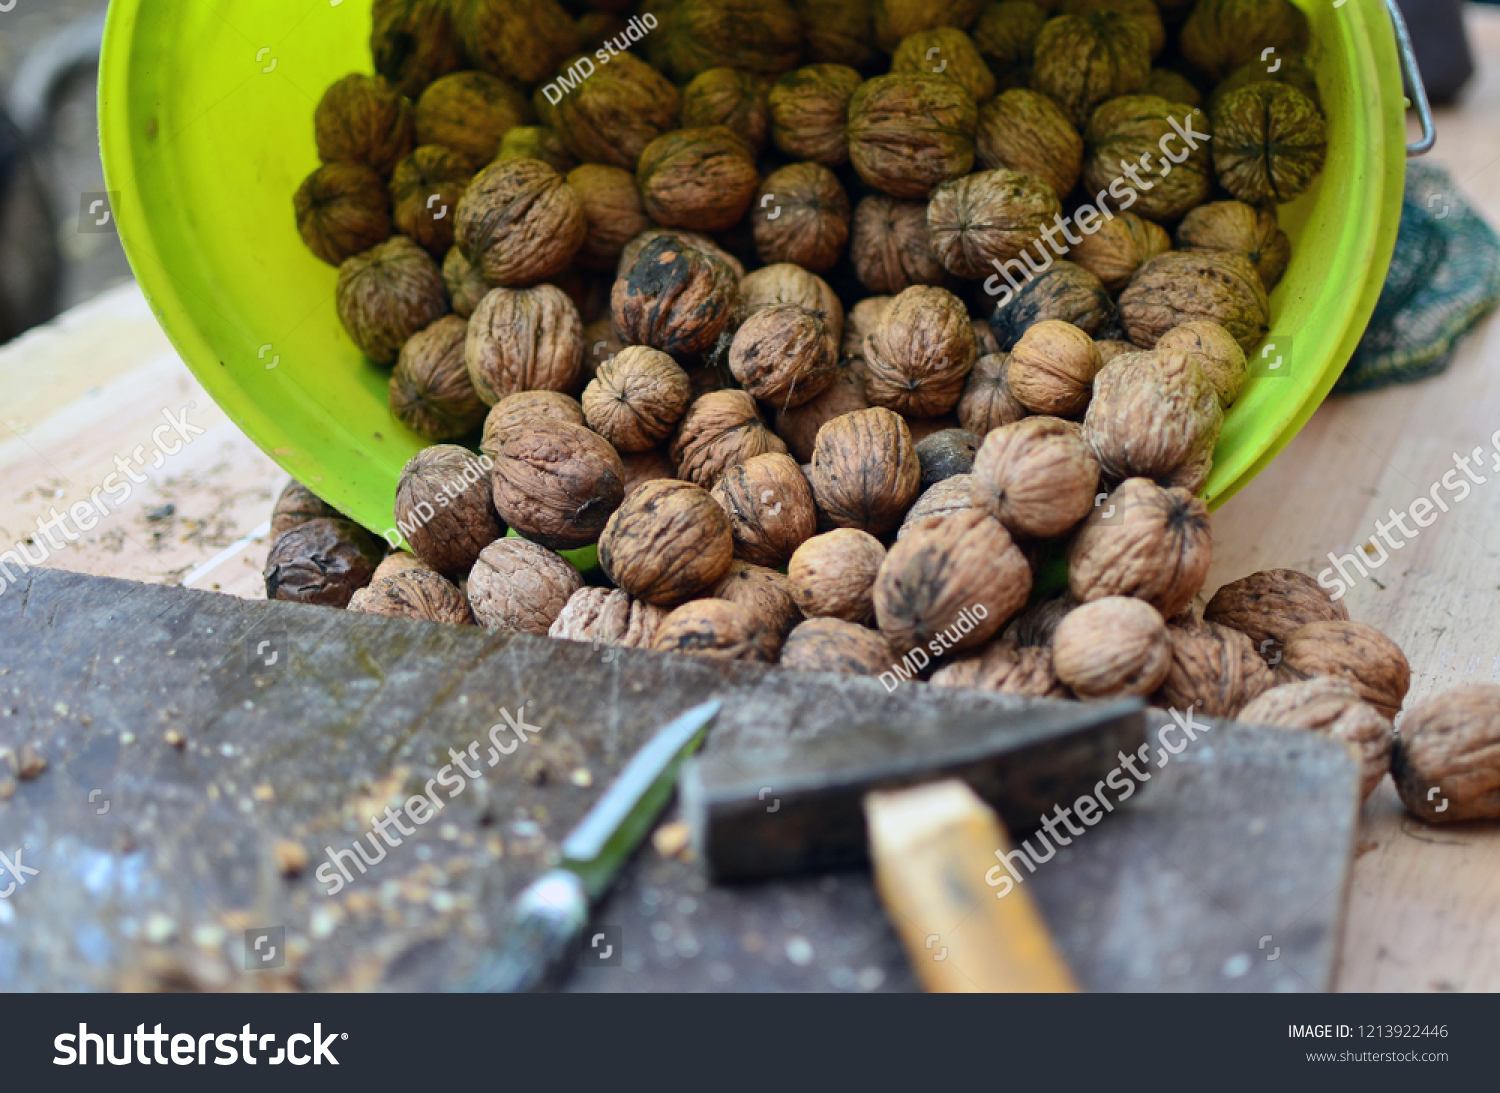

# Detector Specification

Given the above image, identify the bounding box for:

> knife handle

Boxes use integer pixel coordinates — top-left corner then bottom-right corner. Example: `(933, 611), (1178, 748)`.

(864, 779), (1078, 994)
(460, 870), (590, 993)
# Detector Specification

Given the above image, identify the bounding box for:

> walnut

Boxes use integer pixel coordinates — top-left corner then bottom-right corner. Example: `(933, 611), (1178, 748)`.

(1179, 0), (1308, 83)
(767, 64), (862, 166)
(481, 390), (586, 459)
(465, 284), (583, 404)
(549, 586), (669, 649)
(1001, 589), (1075, 647)
(459, 0), (582, 86)
(893, 28), (995, 103)
(612, 231), (741, 358)
(906, 414), (964, 446)
(916, 428), (980, 491)
(873, 0), (984, 52)
(926, 169), (1060, 281)
(795, 0), (878, 69)
(414, 72), (532, 168)
(370, 550), (429, 583)
(1241, 677), (1392, 801)
(710, 453), (818, 567)
(539, 52), (681, 170)
(371, 0), (466, 99)
(1083, 350), (1223, 490)
(974, 89), (1081, 201)
(863, 285), (977, 417)
(270, 480), (341, 540)
(1051, 596), (1171, 697)
(315, 74), (414, 177)
(780, 618), (893, 676)
(636, 127), (760, 233)
(491, 421), (625, 549)
(957, 353), (1027, 435)
(1095, 339), (1135, 365)
(390, 315), (487, 439)
(844, 298), (893, 362)
(1155, 619), (1274, 718)
(1211, 83), (1327, 206)
(652, 599), (776, 662)
(1155, 321), (1248, 408)
(1203, 569), (1349, 654)
(850, 196), (948, 295)
(1176, 201), (1291, 291)
(729, 306), (839, 409)
(772, 366), (869, 463)
(349, 568), (475, 625)
(264, 518), (386, 608)
(1082, 96), (1212, 222)
(620, 448), (679, 495)
(670, 390), (787, 488)
(1119, 252), (1269, 356)
(1392, 686), (1500, 822)
(295, 163), (393, 266)
(712, 560), (803, 651)
(647, 0), (803, 83)
(388, 146), (471, 256)
(809, 407), (921, 535)
(581, 346), (692, 454)
(1064, 0), (1164, 55)
(788, 528), (887, 623)
(1005, 319), (1102, 415)
(1146, 68), (1203, 108)
(1207, 52), (1321, 115)
(395, 444), (503, 577)
(455, 158), (585, 287)
(847, 75), (979, 200)
(987, 260), (1116, 350)
(753, 164), (851, 275)
(466, 537), (583, 633)
(973, 415), (1099, 539)
(442, 247), (489, 318)
(565, 165), (652, 274)
(929, 639), (1068, 697)
(898, 475), (979, 538)
(495, 126), (576, 174)
(1067, 477), (1212, 618)
(1029, 12), (1150, 127)
(739, 264), (844, 351)
(972, 1), (1047, 89)
(1067, 211), (1170, 294)
(1274, 620), (1411, 721)
(873, 509), (1030, 653)
(336, 236), (448, 364)
(598, 478), (734, 605)
(581, 319), (625, 382)
(682, 68), (771, 154)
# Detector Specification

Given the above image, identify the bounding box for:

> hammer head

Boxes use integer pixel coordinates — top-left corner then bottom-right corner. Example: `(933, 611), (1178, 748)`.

(682, 698), (1145, 882)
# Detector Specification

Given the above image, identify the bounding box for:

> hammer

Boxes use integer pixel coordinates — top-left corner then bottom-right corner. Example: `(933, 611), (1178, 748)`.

(680, 698), (1145, 992)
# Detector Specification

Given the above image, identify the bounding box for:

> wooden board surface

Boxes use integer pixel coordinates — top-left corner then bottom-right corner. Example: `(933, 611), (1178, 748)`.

(3, 7), (1500, 992)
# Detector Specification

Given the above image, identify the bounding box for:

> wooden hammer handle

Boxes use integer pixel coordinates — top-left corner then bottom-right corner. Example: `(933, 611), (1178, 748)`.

(864, 779), (1078, 993)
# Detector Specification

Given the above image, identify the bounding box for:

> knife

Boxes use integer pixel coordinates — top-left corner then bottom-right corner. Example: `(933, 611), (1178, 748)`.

(459, 698), (722, 992)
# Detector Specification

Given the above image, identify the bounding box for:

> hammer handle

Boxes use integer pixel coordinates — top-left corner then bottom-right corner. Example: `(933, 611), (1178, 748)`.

(864, 780), (1078, 993)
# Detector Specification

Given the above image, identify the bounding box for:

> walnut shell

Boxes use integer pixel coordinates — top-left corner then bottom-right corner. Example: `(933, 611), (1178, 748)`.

(598, 478), (734, 605)
(850, 196), (948, 295)
(929, 639), (1068, 696)
(459, 0), (582, 86)
(772, 366), (869, 463)
(873, 509), (1030, 653)
(1052, 595), (1171, 697)
(1066, 210), (1170, 294)
(1241, 677), (1392, 801)
(1275, 620), (1411, 721)
(620, 447), (679, 495)
(898, 474), (980, 539)
(481, 390), (586, 459)
(972, 1), (1048, 89)
(681, 67), (771, 154)
(974, 89), (1082, 200)
(270, 480), (341, 540)
(1005, 319), (1102, 415)
(336, 236), (448, 365)
(1001, 589), (1076, 647)
(652, 599), (776, 662)
(1095, 339), (1135, 365)
(1029, 12), (1150, 127)
(670, 389), (787, 488)
(389, 146), (472, 256)
(539, 51), (681, 170)
(496, 126), (577, 174)
(753, 164), (851, 274)
(1063, 0), (1165, 57)
(648, 0), (803, 83)
(787, 528), (887, 623)
(442, 246), (489, 318)
(466, 284), (583, 405)
(370, 550), (430, 583)
(491, 421), (625, 549)
(957, 353), (1027, 435)
(809, 407), (922, 535)
(371, 0), (467, 99)
(456, 158), (585, 287)
(637, 127), (759, 233)
(710, 453), (818, 567)
(780, 617), (894, 676)
(927, 169), (1061, 281)
(795, 0), (879, 68)
(973, 415), (1100, 539)
(915, 428), (980, 491)
(986, 260), (1116, 350)
(1118, 251), (1269, 352)
(315, 74), (415, 177)
(1176, 201), (1291, 292)
(739, 264), (844, 351)
(264, 518), (386, 607)
(768, 64), (863, 166)
(390, 314), (487, 439)
(295, 163), (393, 266)
(847, 75), (979, 200)
(583, 346), (692, 453)
(892, 28), (995, 104)
(549, 586), (669, 649)
(1082, 95), (1212, 222)
(1146, 68), (1203, 108)
(1203, 569), (1349, 654)
(1211, 82), (1327, 206)
(1155, 321), (1248, 408)
(612, 231), (741, 358)
(873, 0), (985, 52)
(1178, 0), (1308, 83)
(395, 444), (504, 577)
(349, 568), (475, 625)
(1206, 52), (1321, 115)
(730, 305), (840, 409)
(467, 536), (583, 633)
(414, 71), (532, 168)
(712, 560), (803, 651)
(566, 165), (652, 273)
(1083, 350), (1223, 489)
(1067, 477), (1212, 618)
(1392, 686), (1500, 821)
(1155, 618), (1274, 718)
(845, 297), (894, 362)
(863, 285), (977, 417)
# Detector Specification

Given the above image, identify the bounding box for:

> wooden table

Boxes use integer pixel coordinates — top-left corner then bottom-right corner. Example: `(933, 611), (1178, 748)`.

(3, 8), (1499, 993)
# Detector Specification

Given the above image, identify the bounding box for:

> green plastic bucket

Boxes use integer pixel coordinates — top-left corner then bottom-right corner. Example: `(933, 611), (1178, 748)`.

(98, 0), (1408, 535)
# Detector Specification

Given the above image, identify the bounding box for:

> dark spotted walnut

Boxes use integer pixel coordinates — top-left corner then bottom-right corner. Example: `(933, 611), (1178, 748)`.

(582, 346), (693, 454)
(314, 74), (414, 177)
(753, 164), (852, 275)
(294, 163), (393, 266)
(1067, 477), (1212, 618)
(539, 52), (681, 170)
(670, 390), (787, 488)
(972, 416), (1099, 539)
(930, 639), (1068, 697)
(1176, 201), (1291, 292)
(681, 68), (771, 154)
(974, 89), (1082, 200)
(1203, 568), (1349, 653)
(710, 453), (818, 568)
(612, 231), (741, 358)
(455, 158), (586, 287)
(780, 617), (893, 677)
(847, 75), (979, 200)
(729, 305), (839, 409)
(927, 169), (1061, 281)
(466, 536), (583, 634)
(987, 261), (1116, 350)
(395, 444), (503, 578)
(349, 568), (475, 625)
(850, 195), (949, 295)
(1241, 677), (1391, 801)
(389, 314), (487, 440)
(598, 479), (735, 606)
(336, 236), (448, 364)
(863, 285), (977, 417)
(1052, 595), (1171, 698)
(916, 429), (980, 491)
(636, 127), (760, 233)
(414, 71), (532, 168)
(809, 407), (922, 535)
(490, 421), (625, 550)
(1083, 351), (1222, 492)
(652, 599), (777, 662)
(264, 518), (386, 608)
(465, 284), (583, 404)
(1392, 686), (1500, 821)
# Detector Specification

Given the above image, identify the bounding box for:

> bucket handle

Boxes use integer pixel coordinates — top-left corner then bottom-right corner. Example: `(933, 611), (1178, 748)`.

(1384, 0), (1436, 156)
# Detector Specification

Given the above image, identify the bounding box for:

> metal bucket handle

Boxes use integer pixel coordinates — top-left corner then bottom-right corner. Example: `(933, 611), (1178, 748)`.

(1384, 0), (1436, 155)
